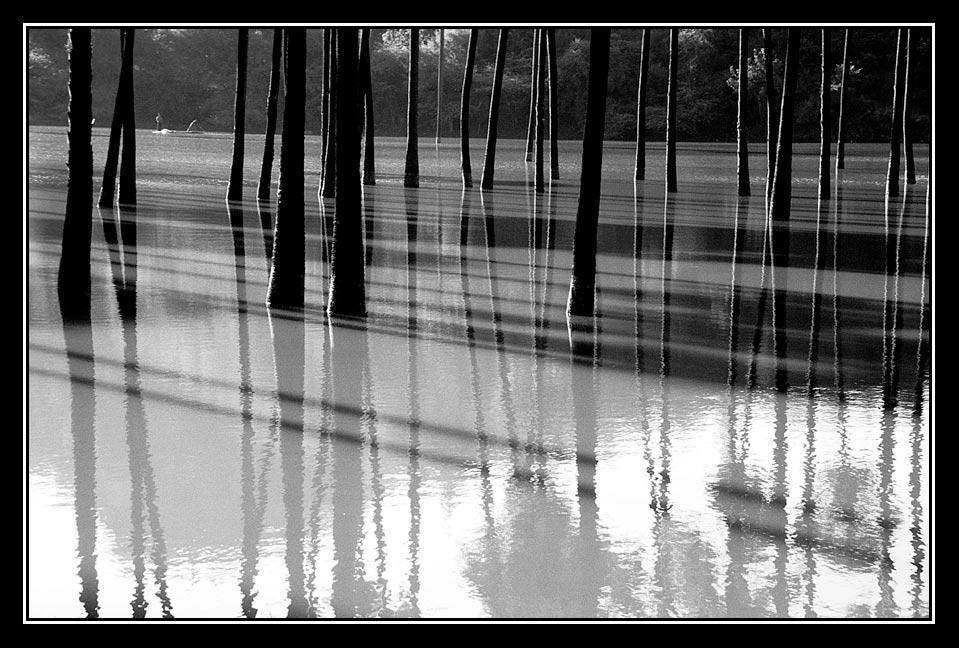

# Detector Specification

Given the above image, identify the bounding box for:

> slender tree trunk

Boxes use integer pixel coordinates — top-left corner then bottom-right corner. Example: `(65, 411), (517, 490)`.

(737, 28), (751, 196)
(460, 28), (478, 187)
(903, 28), (916, 185)
(257, 28), (282, 200)
(665, 28), (678, 193)
(436, 28), (444, 145)
(480, 29), (509, 191)
(58, 28), (93, 316)
(566, 28), (611, 318)
(634, 28), (650, 181)
(525, 29), (540, 163)
(886, 29), (907, 198)
(836, 29), (850, 170)
(764, 28), (779, 202)
(328, 28), (366, 318)
(362, 28), (376, 185)
(117, 28), (137, 206)
(819, 28), (831, 200)
(535, 29), (547, 193)
(405, 29), (420, 188)
(321, 29), (330, 185)
(547, 28), (559, 180)
(266, 28), (306, 311)
(98, 29), (130, 208)
(227, 28), (248, 202)
(323, 30), (338, 198)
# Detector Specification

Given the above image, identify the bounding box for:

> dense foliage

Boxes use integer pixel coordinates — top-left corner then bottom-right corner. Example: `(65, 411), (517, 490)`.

(27, 27), (931, 143)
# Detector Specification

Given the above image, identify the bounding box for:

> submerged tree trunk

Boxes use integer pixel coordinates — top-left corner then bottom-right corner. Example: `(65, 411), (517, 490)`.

(266, 28), (306, 311)
(886, 29), (907, 198)
(836, 29), (850, 170)
(436, 28), (444, 145)
(257, 28), (283, 200)
(99, 29), (133, 208)
(764, 28), (779, 202)
(58, 28), (94, 317)
(227, 28), (249, 202)
(737, 28), (751, 196)
(547, 28), (559, 180)
(665, 28), (678, 193)
(819, 28), (832, 200)
(362, 28), (376, 185)
(535, 29), (547, 193)
(634, 28), (651, 181)
(566, 28), (611, 318)
(525, 29), (540, 163)
(480, 29), (509, 191)
(328, 27), (366, 318)
(460, 28), (478, 187)
(322, 30), (338, 198)
(903, 28), (916, 185)
(404, 29), (420, 188)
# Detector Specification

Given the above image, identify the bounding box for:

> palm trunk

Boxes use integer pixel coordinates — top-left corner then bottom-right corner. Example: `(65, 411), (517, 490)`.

(764, 28), (779, 202)
(665, 28), (678, 193)
(480, 29), (509, 191)
(322, 30), (338, 198)
(98, 29), (130, 208)
(117, 28), (137, 206)
(737, 28), (750, 196)
(321, 28), (330, 185)
(58, 28), (93, 317)
(819, 28), (831, 200)
(405, 29), (420, 188)
(903, 28), (916, 185)
(266, 28), (306, 311)
(328, 28), (366, 318)
(634, 28), (650, 181)
(257, 28), (282, 200)
(436, 29), (444, 145)
(460, 28), (478, 187)
(836, 29), (850, 170)
(227, 28), (248, 202)
(362, 28), (376, 185)
(535, 29), (547, 193)
(886, 29), (907, 198)
(566, 28), (611, 318)
(525, 29), (540, 163)
(547, 28), (560, 180)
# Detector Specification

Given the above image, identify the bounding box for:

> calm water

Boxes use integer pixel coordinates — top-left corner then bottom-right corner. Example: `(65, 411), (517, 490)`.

(26, 126), (931, 619)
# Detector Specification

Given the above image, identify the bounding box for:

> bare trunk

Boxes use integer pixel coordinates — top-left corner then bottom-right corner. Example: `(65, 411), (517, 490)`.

(903, 28), (916, 184)
(257, 28), (283, 200)
(819, 28), (832, 200)
(436, 29), (444, 145)
(362, 28), (376, 185)
(634, 28), (650, 181)
(98, 29), (130, 208)
(525, 29), (540, 162)
(547, 28), (560, 181)
(836, 29), (850, 170)
(764, 28), (779, 202)
(665, 29), (678, 193)
(535, 29), (547, 193)
(323, 30), (338, 198)
(117, 28), (137, 206)
(480, 29), (509, 191)
(227, 28), (248, 202)
(404, 29), (420, 188)
(737, 28), (750, 196)
(460, 29), (478, 187)
(886, 29), (907, 198)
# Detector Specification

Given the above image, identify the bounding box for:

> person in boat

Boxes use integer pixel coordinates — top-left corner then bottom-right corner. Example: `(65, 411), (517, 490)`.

(186, 119), (204, 133)
(156, 113), (163, 131)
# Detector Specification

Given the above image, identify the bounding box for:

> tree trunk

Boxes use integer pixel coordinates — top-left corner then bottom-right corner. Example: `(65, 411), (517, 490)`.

(404, 29), (420, 188)
(903, 28), (916, 185)
(886, 29), (907, 198)
(535, 29), (547, 193)
(819, 28), (831, 200)
(321, 28), (330, 186)
(525, 29), (540, 163)
(836, 29), (850, 170)
(566, 28), (610, 318)
(98, 29), (131, 208)
(460, 28), (478, 187)
(227, 28), (248, 202)
(323, 30), (338, 198)
(547, 28), (559, 181)
(266, 28), (306, 311)
(257, 28), (282, 200)
(480, 29), (509, 191)
(328, 28), (366, 318)
(436, 28), (444, 145)
(737, 28), (750, 196)
(58, 28), (93, 318)
(665, 28), (678, 193)
(634, 28), (650, 181)
(362, 28), (376, 185)
(764, 28), (779, 202)
(117, 28), (137, 206)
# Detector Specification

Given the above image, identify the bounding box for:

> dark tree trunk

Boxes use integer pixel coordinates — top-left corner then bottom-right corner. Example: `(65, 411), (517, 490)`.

(460, 28), (478, 187)
(321, 28), (330, 186)
(436, 29), (444, 144)
(836, 29), (850, 170)
(58, 28), (93, 318)
(323, 30), (338, 198)
(257, 28), (282, 200)
(566, 28), (610, 318)
(99, 29), (133, 208)
(819, 28), (832, 200)
(886, 29), (907, 198)
(764, 28), (779, 202)
(665, 28), (678, 193)
(480, 29), (509, 191)
(266, 28), (306, 311)
(404, 29), (420, 188)
(547, 28), (559, 180)
(903, 28), (916, 185)
(362, 28), (376, 186)
(328, 28), (366, 318)
(535, 29), (547, 193)
(737, 28), (751, 196)
(525, 29), (540, 163)
(227, 29), (248, 202)
(634, 28), (650, 181)
(117, 28), (137, 206)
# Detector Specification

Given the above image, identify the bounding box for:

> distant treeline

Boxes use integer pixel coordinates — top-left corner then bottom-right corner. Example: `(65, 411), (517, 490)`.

(28, 27), (931, 143)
